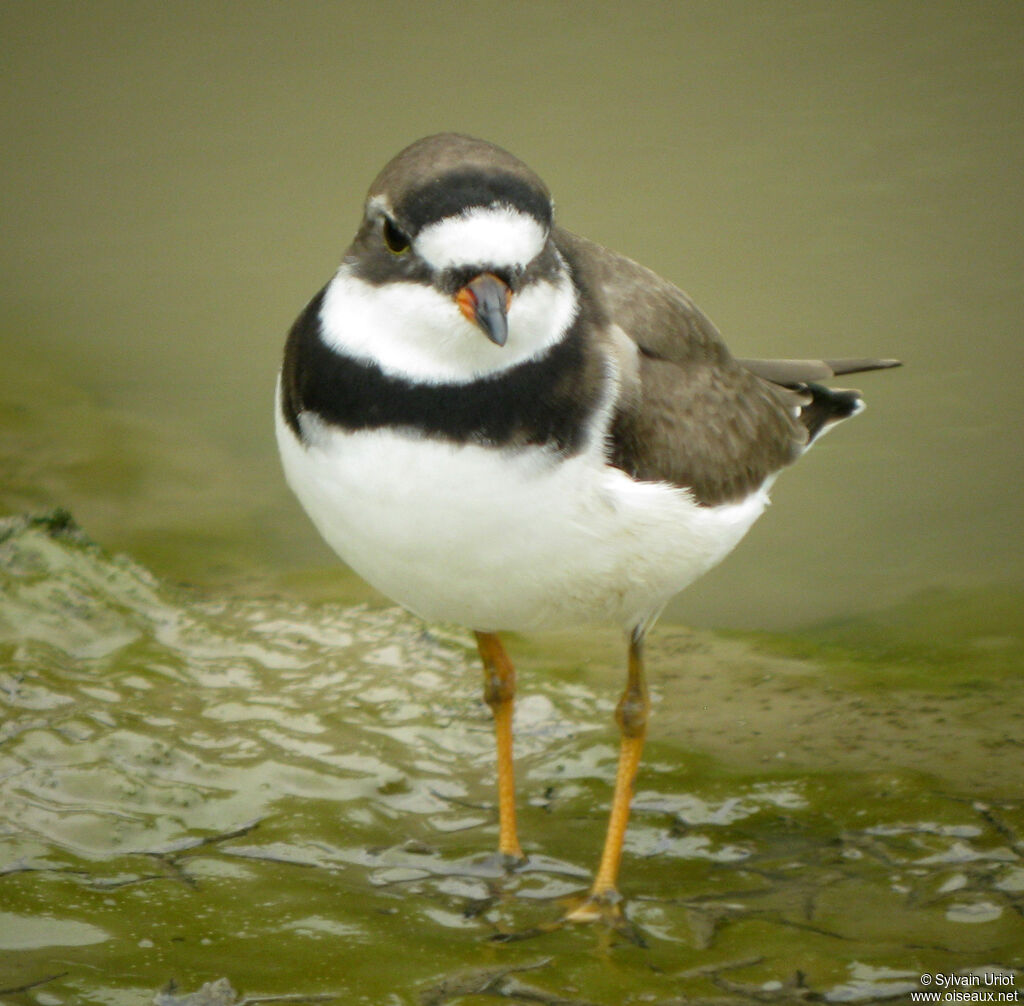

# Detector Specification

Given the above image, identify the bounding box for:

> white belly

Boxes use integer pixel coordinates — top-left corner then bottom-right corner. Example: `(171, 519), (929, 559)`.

(276, 392), (770, 633)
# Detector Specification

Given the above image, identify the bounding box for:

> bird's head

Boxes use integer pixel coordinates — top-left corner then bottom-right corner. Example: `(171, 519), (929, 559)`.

(322, 134), (578, 383)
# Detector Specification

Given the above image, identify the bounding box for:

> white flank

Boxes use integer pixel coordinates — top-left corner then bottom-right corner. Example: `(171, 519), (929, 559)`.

(415, 206), (547, 271)
(276, 381), (770, 634)
(318, 263), (579, 384)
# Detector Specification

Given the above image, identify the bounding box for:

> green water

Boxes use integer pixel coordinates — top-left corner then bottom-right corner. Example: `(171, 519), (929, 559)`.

(1, 515), (1020, 1004)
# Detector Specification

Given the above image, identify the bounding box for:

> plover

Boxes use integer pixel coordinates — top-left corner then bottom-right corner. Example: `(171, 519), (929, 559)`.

(276, 133), (898, 921)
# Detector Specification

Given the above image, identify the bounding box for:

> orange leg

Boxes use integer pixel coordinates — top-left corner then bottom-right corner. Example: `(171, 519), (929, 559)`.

(475, 631), (525, 862)
(566, 630), (649, 922)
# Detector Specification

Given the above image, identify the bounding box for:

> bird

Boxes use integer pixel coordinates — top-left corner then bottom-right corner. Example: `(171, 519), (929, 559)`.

(275, 133), (899, 923)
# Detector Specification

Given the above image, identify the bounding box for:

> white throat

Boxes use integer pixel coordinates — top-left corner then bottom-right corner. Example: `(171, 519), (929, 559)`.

(318, 254), (579, 385)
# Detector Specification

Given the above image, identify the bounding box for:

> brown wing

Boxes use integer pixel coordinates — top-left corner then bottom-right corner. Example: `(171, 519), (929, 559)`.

(554, 228), (899, 506)
(608, 350), (805, 505)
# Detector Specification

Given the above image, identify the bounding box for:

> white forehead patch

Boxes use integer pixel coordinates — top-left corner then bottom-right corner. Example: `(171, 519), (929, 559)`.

(415, 206), (547, 271)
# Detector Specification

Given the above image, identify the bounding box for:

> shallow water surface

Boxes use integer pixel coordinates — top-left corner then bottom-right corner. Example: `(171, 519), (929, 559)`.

(1, 515), (1021, 1004)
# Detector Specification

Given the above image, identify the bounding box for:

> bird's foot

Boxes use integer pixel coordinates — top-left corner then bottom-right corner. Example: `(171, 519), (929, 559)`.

(563, 888), (623, 925)
(500, 850), (529, 873)
(562, 890), (647, 945)
(477, 849), (528, 876)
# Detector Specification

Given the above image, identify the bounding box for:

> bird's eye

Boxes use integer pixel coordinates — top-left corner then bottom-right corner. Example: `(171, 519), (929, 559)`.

(382, 217), (411, 255)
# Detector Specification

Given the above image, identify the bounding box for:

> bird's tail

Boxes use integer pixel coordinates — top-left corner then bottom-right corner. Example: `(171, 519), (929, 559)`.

(739, 356), (901, 444)
(797, 382), (865, 442)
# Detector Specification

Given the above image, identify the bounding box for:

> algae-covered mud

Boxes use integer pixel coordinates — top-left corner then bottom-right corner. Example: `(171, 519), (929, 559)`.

(1, 514), (1022, 1005)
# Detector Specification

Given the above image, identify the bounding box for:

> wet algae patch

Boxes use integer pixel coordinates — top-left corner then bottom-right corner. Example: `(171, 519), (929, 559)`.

(0, 513), (1021, 1004)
